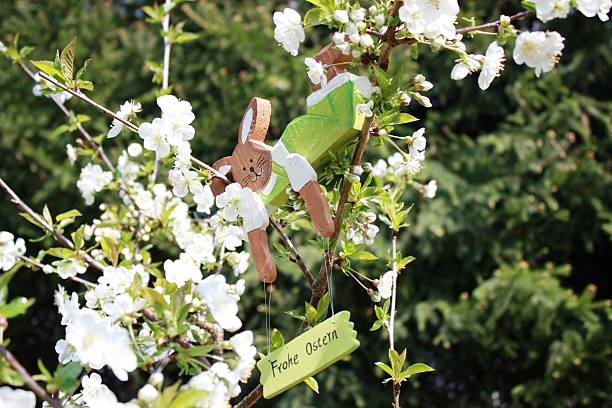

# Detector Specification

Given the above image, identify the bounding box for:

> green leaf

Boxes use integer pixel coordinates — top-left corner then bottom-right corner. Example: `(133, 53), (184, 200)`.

(144, 287), (169, 315)
(370, 320), (383, 331)
(305, 301), (317, 323)
(30, 60), (63, 80)
(405, 363), (436, 376)
(46, 248), (74, 259)
(271, 328), (284, 352)
(75, 59), (91, 80)
(373, 66), (390, 95)
(315, 292), (330, 322)
(285, 309), (307, 321)
(521, 1), (536, 11)
(174, 32), (199, 44)
(389, 348), (406, 376)
(37, 359), (52, 380)
(375, 362), (394, 377)
(55, 362), (81, 392)
(182, 345), (213, 357)
(42, 205), (52, 225)
(0, 265), (21, 294)
(389, 113), (419, 125)
(0, 297), (35, 318)
(351, 251), (378, 260)
(71, 226), (85, 250)
(60, 37), (76, 80)
(168, 389), (209, 408)
(76, 79), (94, 91)
(304, 376), (319, 393)
(304, 8), (327, 27)
(402, 362), (435, 377)
(55, 209), (81, 223)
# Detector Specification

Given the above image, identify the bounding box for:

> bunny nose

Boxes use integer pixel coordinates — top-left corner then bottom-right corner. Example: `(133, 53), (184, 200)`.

(249, 166), (255, 172)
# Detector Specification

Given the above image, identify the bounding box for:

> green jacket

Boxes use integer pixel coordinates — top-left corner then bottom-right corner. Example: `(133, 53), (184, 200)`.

(260, 73), (367, 207)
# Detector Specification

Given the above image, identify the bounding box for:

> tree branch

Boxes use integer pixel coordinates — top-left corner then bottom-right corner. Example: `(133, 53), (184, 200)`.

(0, 176), (105, 272)
(0, 345), (62, 408)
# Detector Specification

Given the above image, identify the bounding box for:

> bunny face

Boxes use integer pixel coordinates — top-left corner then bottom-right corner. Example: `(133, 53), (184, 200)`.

(231, 141), (272, 192)
(211, 97), (273, 195)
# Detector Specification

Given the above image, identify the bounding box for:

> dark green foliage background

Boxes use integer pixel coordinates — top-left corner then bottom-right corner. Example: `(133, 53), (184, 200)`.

(0, 0), (610, 406)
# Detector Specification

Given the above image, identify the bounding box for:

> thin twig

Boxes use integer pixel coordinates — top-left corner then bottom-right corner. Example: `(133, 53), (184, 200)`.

(19, 62), (149, 224)
(389, 233), (398, 351)
(0, 345), (62, 408)
(0, 176), (105, 272)
(456, 10), (533, 35)
(269, 219), (314, 288)
(38, 72), (139, 132)
(18, 255), (97, 287)
(396, 10), (534, 45)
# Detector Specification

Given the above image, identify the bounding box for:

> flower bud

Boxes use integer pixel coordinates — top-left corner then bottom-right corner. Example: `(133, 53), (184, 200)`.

(138, 384), (158, 402)
(351, 165), (364, 176)
(362, 162), (373, 172)
(399, 92), (411, 106)
(347, 174), (360, 183)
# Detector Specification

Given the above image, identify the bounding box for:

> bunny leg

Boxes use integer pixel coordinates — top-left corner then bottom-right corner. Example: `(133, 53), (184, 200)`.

(247, 229), (277, 283)
(285, 154), (334, 237)
(299, 180), (334, 237)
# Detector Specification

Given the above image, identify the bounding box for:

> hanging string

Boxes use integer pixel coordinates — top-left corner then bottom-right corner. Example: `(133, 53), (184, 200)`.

(263, 281), (270, 354)
(325, 238), (336, 319)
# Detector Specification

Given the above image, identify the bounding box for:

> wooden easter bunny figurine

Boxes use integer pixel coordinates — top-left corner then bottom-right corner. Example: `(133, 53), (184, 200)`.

(211, 44), (368, 283)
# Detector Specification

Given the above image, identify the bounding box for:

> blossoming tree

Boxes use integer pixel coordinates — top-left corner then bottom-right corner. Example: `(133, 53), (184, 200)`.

(0, 0), (609, 407)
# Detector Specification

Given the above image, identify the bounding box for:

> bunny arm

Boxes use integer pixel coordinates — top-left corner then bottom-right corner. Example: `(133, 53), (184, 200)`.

(247, 229), (277, 283)
(284, 153), (334, 237)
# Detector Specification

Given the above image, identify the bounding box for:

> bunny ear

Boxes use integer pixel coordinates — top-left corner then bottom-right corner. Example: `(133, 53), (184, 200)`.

(238, 97), (271, 145)
(211, 156), (233, 196)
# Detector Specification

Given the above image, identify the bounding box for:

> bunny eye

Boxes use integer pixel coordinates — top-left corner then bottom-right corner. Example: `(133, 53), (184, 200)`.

(249, 159), (253, 163)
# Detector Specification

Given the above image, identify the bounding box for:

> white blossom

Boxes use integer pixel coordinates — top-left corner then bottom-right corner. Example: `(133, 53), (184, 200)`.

(371, 159), (389, 178)
(273, 8), (305, 56)
(359, 34), (374, 48)
(450, 54), (483, 80)
(377, 270), (396, 299)
(424, 180), (438, 198)
(215, 183), (242, 222)
(77, 163), (113, 205)
(193, 184), (214, 214)
(399, 0), (459, 40)
(137, 384), (158, 403)
(168, 169), (203, 198)
(81, 373), (122, 408)
(195, 274), (242, 331)
(478, 42), (505, 90)
(0, 387), (35, 408)
(356, 100), (374, 117)
(63, 308), (137, 380)
(53, 259), (87, 280)
(139, 118), (171, 158)
(66, 143), (77, 164)
(164, 254), (202, 287)
(576, 0), (612, 20)
(304, 57), (327, 87)
(107, 100), (141, 139)
(333, 9), (350, 24)
(127, 142), (142, 157)
(0, 232), (25, 271)
(157, 95), (195, 146)
(534, 0), (571, 22)
(513, 31), (565, 77)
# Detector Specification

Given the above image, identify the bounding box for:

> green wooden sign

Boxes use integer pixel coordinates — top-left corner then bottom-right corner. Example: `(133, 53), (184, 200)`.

(257, 311), (360, 399)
